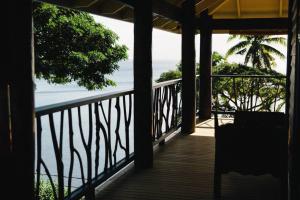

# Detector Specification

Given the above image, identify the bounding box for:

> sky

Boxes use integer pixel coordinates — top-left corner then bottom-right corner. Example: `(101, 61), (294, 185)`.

(92, 15), (287, 75)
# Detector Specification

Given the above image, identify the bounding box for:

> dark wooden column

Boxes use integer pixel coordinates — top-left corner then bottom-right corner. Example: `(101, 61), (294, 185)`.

(199, 12), (212, 120)
(288, 0), (300, 199)
(1, 1), (35, 200)
(181, 0), (196, 134)
(133, 0), (153, 169)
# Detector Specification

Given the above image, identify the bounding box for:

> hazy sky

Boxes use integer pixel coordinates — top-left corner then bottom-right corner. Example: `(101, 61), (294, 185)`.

(93, 15), (287, 74)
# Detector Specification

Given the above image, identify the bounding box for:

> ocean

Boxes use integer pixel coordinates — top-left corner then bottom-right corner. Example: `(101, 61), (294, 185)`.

(35, 60), (179, 107)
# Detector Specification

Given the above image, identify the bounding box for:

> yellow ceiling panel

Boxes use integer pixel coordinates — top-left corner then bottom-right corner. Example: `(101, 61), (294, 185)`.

(211, 0), (288, 19)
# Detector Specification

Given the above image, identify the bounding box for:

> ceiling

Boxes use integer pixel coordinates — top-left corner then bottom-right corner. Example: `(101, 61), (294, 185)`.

(40, 0), (289, 34)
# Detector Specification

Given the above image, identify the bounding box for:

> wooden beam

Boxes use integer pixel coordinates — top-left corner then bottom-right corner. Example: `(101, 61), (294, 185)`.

(197, 18), (288, 31)
(196, 0), (215, 14)
(196, 0), (227, 15)
(288, 0), (300, 198)
(199, 11), (212, 120)
(279, 0), (283, 17)
(181, 0), (196, 134)
(134, 0), (153, 169)
(208, 0), (229, 15)
(152, 0), (182, 22)
(236, 0), (241, 18)
(39, 0), (182, 22)
(1, 1), (35, 200)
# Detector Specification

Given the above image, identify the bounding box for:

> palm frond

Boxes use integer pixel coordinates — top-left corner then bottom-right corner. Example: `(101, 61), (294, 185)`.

(264, 37), (287, 46)
(235, 48), (247, 55)
(225, 41), (249, 57)
(261, 44), (286, 59)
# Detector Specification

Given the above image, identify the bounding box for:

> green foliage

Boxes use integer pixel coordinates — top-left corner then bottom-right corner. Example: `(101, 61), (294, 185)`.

(226, 35), (286, 69)
(212, 51), (226, 67)
(33, 2), (128, 90)
(212, 63), (286, 112)
(156, 58), (204, 83)
(36, 180), (67, 200)
(156, 69), (182, 83)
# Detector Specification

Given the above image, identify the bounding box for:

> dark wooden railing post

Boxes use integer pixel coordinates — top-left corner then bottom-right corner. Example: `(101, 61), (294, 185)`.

(199, 11), (212, 120)
(133, 0), (154, 169)
(181, 0), (196, 134)
(1, 1), (35, 200)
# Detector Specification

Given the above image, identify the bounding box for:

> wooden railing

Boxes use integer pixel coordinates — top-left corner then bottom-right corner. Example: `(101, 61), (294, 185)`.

(211, 75), (287, 114)
(152, 79), (182, 145)
(35, 90), (134, 200)
(34, 79), (182, 200)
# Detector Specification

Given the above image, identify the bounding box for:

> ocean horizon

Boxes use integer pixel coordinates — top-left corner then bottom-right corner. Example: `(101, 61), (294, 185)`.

(35, 59), (179, 107)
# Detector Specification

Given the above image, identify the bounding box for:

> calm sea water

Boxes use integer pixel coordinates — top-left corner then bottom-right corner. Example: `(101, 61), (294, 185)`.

(35, 60), (178, 107)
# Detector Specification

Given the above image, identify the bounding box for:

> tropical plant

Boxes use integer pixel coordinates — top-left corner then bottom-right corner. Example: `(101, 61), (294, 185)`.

(33, 2), (128, 90)
(226, 35), (286, 70)
(212, 63), (286, 112)
(36, 180), (67, 200)
(155, 51), (224, 83)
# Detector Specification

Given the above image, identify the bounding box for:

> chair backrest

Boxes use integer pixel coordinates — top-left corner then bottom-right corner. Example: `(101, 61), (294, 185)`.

(234, 111), (287, 130)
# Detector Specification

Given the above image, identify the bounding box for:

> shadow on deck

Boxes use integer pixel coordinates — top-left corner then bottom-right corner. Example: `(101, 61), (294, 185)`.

(95, 119), (280, 200)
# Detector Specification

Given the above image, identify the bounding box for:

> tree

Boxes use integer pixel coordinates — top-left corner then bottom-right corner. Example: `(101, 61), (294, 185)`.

(212, 63), (286, 112)
(226, 35), (286, 70)
(155, 52), (224, 83)
(33, 2), (128, 90)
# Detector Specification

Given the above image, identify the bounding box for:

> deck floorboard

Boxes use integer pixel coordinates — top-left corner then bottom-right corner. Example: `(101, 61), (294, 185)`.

(96, 119), (280, 200)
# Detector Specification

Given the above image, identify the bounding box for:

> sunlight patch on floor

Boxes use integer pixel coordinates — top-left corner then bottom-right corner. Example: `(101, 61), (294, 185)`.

(191, 118), (233, 137)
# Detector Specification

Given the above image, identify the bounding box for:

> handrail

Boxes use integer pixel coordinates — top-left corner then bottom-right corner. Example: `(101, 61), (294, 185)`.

(35, 89), (134, 116)
(211, 75), (287, 113)
(153, 78), (181, 89)
(211, 74), (286, 78)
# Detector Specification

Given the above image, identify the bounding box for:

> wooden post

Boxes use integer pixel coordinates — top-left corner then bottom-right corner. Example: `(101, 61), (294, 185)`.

(1, 1), (35, 200)
(199, 12), (212, 120)
(181, 0), (196, 134)
(134, 0), (153, 169)
(288, 0), (300, 199)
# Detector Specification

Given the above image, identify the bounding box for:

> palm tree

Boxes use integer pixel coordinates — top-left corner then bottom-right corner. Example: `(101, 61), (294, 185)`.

(226, 35), (286, 69)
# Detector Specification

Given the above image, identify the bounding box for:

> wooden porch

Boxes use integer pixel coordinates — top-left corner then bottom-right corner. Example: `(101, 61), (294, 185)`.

(95, 119), (280, 200)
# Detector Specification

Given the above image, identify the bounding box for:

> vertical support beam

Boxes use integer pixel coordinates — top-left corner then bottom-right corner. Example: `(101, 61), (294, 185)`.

(199, 12), (212, 120)
(134, 0), (153, 169)
(181, 0), (196, 134)
(288, 0), (300, 199)
(1, 1), (35, 200)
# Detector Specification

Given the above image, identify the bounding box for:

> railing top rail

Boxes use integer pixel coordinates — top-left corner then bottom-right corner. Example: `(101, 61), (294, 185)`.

(153, 78), (181, 89)
(211, 74), (287, 78)
(35, 89), (134, 116)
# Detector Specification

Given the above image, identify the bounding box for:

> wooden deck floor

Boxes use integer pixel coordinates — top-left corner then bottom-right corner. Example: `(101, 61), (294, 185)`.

(96, 119), (280, 200)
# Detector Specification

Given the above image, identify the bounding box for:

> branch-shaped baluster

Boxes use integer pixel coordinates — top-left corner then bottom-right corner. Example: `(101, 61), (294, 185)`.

(122, 94), (132, 159)
(67, 109), (75, 196)
(161, 86), (168, 135)
(152, 88), (159, 141)
(41, 160), (58, 200)
(59, 111), (64, 159)
(35, 116), (42, 200)
(73, 149), (86, 185)
(94, 102), (100, 175)
(158, 87), (164, 139)
(113, 97), (127, 165)
(99, 101), (113, 170)
(165, 86), (172, 132)
(49, 113), (64, 200)
(170, 84), (177, 128)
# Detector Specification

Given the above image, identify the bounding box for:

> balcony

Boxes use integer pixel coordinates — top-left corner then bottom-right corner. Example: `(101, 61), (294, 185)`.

(34, 75), (286, 200)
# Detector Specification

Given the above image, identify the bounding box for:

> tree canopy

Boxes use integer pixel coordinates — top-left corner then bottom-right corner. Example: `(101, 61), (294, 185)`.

(33, 2), (128, 90)
(226, 35), (286, 70)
